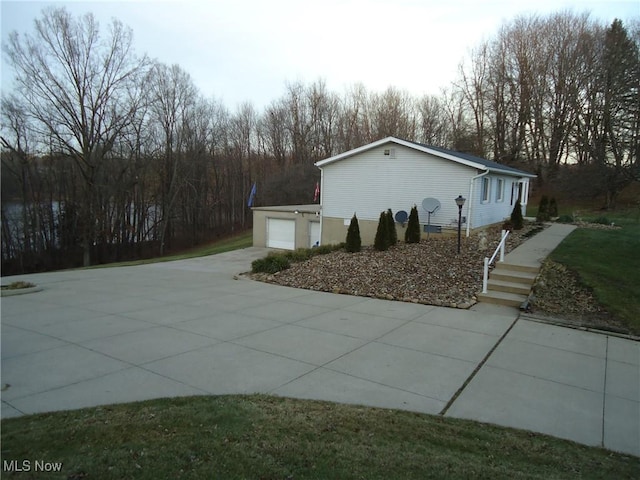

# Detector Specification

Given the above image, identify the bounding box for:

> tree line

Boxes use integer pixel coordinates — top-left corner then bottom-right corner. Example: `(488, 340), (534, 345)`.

(1, 8), (638, 274)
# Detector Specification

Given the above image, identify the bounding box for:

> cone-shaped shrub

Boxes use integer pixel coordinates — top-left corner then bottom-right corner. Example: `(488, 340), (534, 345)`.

(405, 205), (421, 243)
(386, 208), (398, 245)
(345, 214), (361, 252)
(537, 196), (550, 221)
(549, 197), (558, 217)
(510, 199), (524, 230)
(374, 211), (390, 251)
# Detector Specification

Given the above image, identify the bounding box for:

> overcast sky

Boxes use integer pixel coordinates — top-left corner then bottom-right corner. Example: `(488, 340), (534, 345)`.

(1, 0), (638, 111)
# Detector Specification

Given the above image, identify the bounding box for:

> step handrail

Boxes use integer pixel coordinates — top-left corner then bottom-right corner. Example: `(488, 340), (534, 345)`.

(482, 229), (509, 294)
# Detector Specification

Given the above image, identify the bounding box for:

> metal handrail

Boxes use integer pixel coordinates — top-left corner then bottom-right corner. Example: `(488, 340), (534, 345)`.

(482, 229), (509, 294)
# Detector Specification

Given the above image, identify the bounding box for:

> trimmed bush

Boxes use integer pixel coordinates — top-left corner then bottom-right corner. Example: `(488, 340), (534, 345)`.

(345, 214), (362, 253)
(313, 244), (335, 255)
(251, 254), (291, 274)
(537, 196), (550, 221)
(284, 249), (313, 262)
(549, 197), (558, 217)
(386, 208), (398, 245)
(592, 216), (611, 225)
(374, 211), (390, 251)
(510, 200), (524, 230)
(405, 205), (421, 243)
(556, 214), (574, 223)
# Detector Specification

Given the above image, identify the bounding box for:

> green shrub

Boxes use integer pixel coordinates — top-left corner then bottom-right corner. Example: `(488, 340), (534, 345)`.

(592, 216), (611, 225)
(556, 214), (574, 223)
(374, 211), (390, 251)
(345, 214), (362, 253)
(251, 254), (291, 274)
(386, 208), (398, 245)
(405, 205), (421, 243)
(313, 244), (335, 255)
(510, 200), (524, 230)
(284, 249), (313, 262)
(549, 197), (558, 217)
(536, 196), (550, 221)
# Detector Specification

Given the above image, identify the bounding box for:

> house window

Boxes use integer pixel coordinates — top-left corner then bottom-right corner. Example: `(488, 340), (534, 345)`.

(496, 179), (504, 202)
(481, 177), (490, 203)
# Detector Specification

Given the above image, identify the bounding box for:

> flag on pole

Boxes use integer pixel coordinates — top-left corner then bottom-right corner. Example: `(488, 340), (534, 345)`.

(313, 182), (320, 202)
(247, 182), (257, 207)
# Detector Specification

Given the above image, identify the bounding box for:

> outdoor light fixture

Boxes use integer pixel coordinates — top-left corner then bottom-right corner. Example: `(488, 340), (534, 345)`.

(455, 195), (466, 253)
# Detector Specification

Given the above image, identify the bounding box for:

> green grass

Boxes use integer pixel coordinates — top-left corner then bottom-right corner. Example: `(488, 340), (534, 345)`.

(550, 215), (640, 332)
(86, 231), (253, 269)
(1, 395), (637, 479)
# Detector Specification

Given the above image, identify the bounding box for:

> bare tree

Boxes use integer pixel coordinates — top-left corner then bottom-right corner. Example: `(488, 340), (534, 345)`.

(4, 7), (150, 265)
(148, 62), (198, 254)
(416, 94), (449, 147)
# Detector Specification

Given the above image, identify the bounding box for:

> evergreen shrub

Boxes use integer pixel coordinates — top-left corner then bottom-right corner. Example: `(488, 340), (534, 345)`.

(374, 211), (390, 251)
(510, 200), (524, 230)
(537, 196), (550, 221)
(405, 205), (421, 243)
(387, 208), (398, 245)
(345, 214), (362, 253)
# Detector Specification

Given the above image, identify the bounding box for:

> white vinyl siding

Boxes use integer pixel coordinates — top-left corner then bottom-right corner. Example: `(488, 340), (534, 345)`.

(472, 175), (518, 227)
(321, 144), (472, 228)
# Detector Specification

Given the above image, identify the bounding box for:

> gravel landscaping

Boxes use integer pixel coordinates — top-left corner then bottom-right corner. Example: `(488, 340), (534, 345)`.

(528, 260), (629, 334)
(252, 221), (633, 335)
(252, 223), (544, 309)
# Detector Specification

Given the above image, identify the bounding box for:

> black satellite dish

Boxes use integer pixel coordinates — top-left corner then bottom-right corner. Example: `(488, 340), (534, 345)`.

(395, 210), (408, 225)
(421, 198), (441, 239)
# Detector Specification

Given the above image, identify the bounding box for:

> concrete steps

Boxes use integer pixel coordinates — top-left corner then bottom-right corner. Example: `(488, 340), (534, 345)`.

(478, 261), (540, 308)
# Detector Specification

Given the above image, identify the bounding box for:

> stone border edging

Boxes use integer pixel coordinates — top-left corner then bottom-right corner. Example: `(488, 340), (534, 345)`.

(0, 285), (43, 297)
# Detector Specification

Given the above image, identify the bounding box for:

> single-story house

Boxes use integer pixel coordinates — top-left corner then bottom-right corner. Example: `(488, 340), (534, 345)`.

(253, 137), (536, 249)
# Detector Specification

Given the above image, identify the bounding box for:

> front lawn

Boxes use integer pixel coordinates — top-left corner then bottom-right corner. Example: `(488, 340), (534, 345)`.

(85, 231), (253, 269)
(2, 395), (637, 479)
(550, 217), (640, 333)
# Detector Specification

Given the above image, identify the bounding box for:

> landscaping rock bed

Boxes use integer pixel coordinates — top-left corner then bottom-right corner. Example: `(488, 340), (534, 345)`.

(529, 261), (630, 334)
(252, 223), (545, 309)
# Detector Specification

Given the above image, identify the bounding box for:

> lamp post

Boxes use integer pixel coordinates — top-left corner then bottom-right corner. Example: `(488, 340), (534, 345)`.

(455, 195), (466, 254)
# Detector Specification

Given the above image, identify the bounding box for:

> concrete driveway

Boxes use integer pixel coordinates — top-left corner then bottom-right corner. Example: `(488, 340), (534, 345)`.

(1, 247), (638, 457)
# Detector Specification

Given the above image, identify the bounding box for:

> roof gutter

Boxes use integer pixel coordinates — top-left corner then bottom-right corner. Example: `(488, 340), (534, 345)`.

(466, 170), (489, 237)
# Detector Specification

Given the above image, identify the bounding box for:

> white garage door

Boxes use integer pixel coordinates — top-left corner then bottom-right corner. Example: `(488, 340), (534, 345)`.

(267, 218), (295, 250)
(309, 221), (320, 247)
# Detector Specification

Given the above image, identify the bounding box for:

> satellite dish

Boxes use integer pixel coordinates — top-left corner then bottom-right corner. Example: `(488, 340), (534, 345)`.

(422, 198), (441, 214)
(395, 210), (408, 223)
(421, 198), (441, 240)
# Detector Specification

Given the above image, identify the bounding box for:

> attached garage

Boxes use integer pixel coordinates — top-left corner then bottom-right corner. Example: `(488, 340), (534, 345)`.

(252, 204), (322, 251)
(266, 218), (295, 250)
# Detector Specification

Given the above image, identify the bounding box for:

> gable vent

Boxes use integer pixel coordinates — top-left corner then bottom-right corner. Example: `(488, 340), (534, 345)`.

(384, 148), (396, 158)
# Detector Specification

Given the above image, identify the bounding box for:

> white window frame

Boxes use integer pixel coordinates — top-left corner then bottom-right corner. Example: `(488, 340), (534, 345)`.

(481, 177), (491, 203)
(496, 178), (504, 202)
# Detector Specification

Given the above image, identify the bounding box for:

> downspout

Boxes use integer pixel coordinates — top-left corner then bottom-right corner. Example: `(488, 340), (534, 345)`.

(466, 169), (489, 237)
(318, 167), (324, 245)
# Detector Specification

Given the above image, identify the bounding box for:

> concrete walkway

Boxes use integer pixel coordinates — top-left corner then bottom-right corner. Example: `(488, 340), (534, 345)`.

(1, 237), (638, 457)
(503, 223), (577, 268)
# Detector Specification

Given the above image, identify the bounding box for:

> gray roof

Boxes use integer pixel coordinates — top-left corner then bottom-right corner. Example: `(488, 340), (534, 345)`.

(405, 140), (535, 177)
